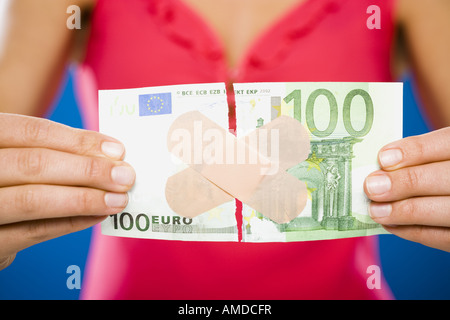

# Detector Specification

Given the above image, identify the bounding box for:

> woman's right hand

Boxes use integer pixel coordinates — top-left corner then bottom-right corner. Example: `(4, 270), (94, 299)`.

(0, 113), (136, 270)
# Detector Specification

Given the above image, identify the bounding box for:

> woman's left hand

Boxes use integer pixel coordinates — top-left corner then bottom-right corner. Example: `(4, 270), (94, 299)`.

(364, 127), (450, 252)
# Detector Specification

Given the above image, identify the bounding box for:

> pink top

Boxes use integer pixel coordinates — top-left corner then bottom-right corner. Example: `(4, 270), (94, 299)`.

(77, 0), (397, 299)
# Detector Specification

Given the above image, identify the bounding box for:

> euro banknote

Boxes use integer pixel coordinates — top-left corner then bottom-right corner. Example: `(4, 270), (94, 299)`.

(99, 82), (403, 242)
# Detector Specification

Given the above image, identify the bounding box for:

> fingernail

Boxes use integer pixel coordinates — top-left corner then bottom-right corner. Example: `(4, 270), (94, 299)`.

(105, 193), (128, 208)
(102, 141), (125, 159)
(369, 203), (392, 218)
(379, 149), (402, 168)
(111, 166), (135, 186)
(365, 175), (391, 195)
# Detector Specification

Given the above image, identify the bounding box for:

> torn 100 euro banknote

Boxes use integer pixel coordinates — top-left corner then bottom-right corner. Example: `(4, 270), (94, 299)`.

(98, 82), (403, 242)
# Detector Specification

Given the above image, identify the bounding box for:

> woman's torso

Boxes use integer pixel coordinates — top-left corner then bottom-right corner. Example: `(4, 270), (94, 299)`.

(77, 0), (397, 299)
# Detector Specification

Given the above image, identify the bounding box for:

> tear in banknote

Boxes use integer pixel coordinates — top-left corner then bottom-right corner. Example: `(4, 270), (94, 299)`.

(99, 82), (403, 242)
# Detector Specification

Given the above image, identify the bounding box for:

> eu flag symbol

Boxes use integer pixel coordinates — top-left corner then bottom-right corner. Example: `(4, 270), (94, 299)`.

(139, 92), (172, 116)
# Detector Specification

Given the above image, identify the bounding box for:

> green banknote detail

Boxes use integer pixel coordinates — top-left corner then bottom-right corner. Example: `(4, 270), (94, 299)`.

(235, 82), (402, 242)
(99, 82), (403, 242)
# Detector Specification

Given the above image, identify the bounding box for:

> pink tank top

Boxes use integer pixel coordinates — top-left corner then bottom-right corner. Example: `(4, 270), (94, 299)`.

(77, 0), (397, 299)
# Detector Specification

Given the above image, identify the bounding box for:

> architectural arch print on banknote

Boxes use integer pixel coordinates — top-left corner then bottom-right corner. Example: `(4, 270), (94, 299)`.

(254, 117), (371, 236)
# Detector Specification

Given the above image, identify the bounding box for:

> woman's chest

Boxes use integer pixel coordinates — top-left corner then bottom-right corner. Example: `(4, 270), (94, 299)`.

(181, 0), (304, 68)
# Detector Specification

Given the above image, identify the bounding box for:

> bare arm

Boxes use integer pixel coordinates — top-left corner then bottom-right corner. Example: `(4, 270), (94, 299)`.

(397, 0), (450, 128)
(0, 0), (94, 116)
(0, 1), (135, 271)
(364, 0), (450, 252)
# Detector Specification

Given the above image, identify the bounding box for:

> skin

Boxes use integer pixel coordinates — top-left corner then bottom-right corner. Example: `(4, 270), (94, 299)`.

(365, 0), (450, 252)
(0, 113), (136, 270)
(0, 0), (449, 270)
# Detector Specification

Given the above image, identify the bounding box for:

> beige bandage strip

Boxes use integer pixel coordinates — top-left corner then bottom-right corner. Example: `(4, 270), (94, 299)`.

(165, 168), (234, 218)
(165, 111), (310, 224)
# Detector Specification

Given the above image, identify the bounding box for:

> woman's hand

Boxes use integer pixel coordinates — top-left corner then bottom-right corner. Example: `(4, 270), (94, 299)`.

(0, 113), (136, 270)
(364, 127), (450, 252)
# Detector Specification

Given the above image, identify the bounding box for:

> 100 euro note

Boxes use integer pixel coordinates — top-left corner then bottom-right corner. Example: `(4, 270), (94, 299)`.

(234, 82), (403, 242)
(99, 82), (403, 242)
(99, 83), (239, 241)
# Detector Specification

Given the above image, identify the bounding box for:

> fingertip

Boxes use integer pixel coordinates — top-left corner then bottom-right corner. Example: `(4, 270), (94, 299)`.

(111, 165), (136, 188)
(378, 148), (403, 170)
(369, 202), (392, 219)
(364, 173), (392, 198)
(101, 141), (126, 160)
(104, 192), (129, 209)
